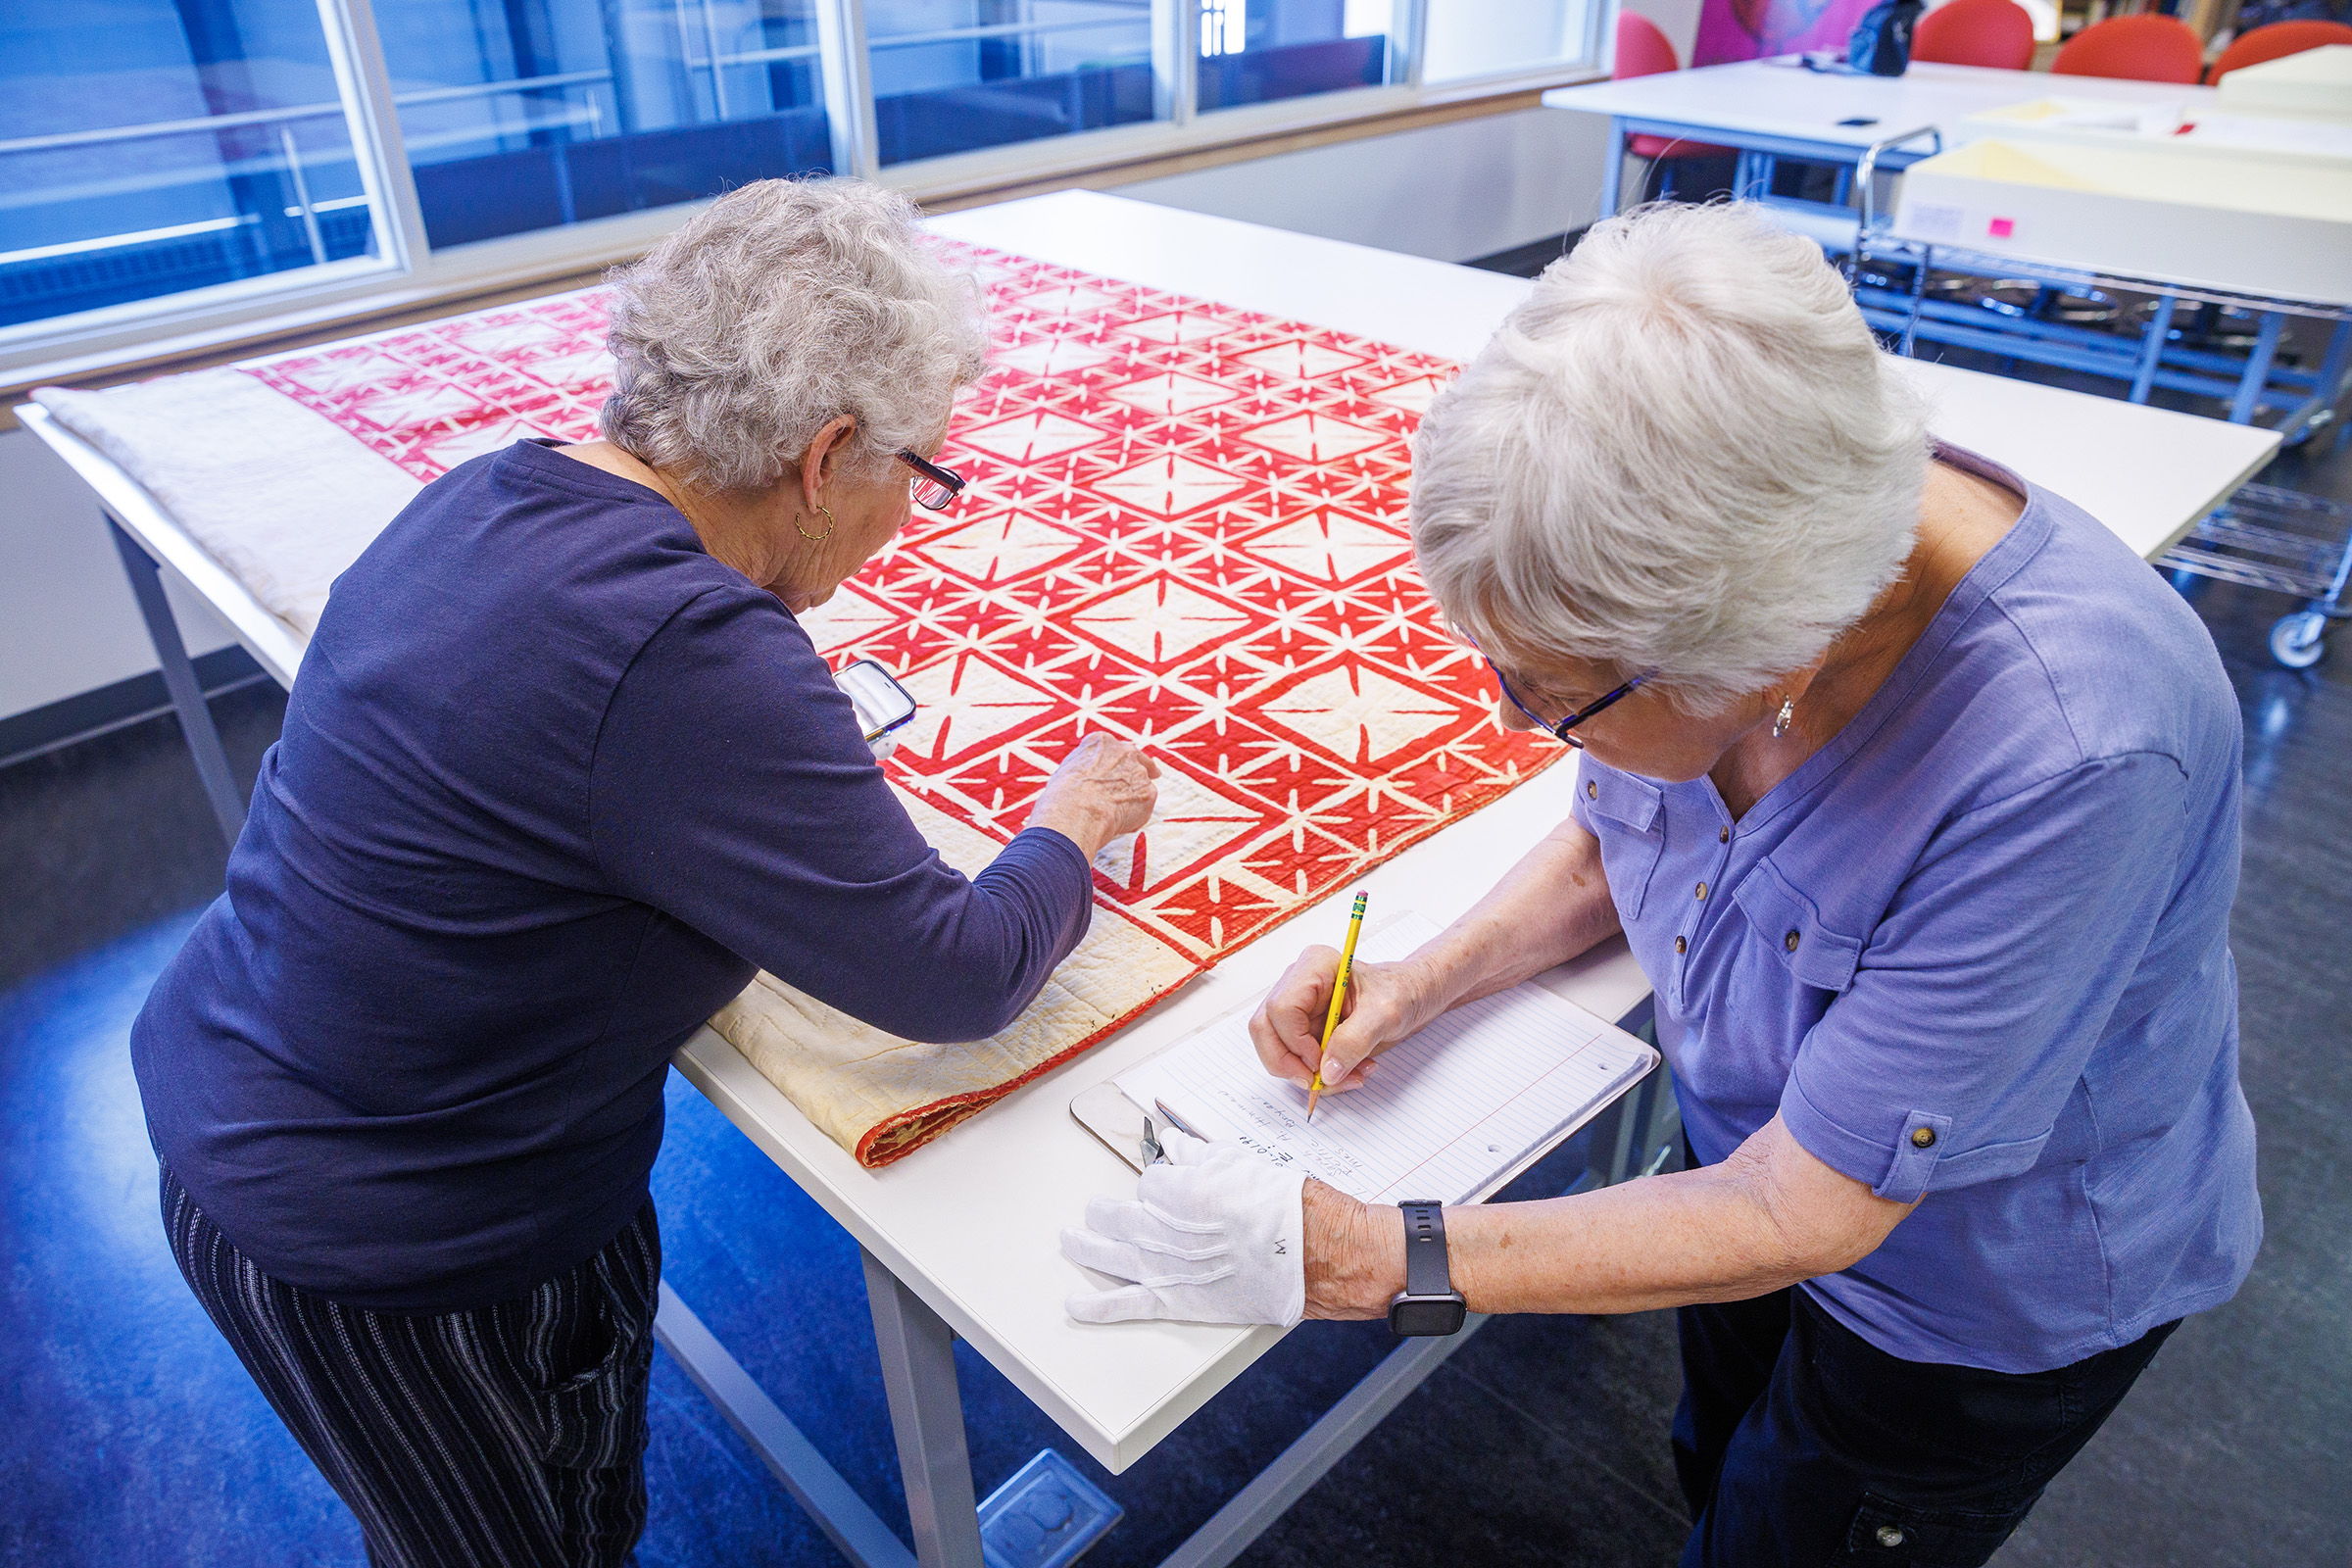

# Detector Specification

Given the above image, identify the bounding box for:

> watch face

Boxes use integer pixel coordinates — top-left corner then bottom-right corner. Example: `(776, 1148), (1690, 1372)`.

(1388, 1295), (1467, 1338)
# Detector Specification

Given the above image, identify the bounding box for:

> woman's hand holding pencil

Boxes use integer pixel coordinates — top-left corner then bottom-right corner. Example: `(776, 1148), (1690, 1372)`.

(1249, 919), (1442, 1105)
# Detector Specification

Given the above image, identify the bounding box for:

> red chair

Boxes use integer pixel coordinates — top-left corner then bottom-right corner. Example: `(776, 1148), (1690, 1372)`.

(2051, 13), (2204, 82)
(1615, 13), (1735, 165)
(1912, 0), (2037, 70)
(2206, 19), (2352, 83)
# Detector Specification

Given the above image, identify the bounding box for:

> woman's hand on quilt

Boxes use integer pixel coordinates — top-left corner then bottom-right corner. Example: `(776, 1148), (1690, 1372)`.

(1061, 1130), (1307, 1327)
(1248, 951), (1433, 1097)
(1029, 733), (1160, 860)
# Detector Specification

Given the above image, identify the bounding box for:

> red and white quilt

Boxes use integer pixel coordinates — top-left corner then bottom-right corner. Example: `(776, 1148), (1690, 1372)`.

(35, 245), (1553, 1167)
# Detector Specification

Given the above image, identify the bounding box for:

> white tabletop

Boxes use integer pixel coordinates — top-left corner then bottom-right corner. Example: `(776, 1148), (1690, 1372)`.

(668, 189), (2278, 1474)
(1542, 58), (2214, 149)
(1886, 359), (2275, 556)
(932, 193), (2275, 558)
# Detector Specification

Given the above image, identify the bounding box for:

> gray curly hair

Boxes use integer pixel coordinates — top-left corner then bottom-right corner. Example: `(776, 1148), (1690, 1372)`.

(1411, 202), (1931, 716)
(600, 177), (989, 494)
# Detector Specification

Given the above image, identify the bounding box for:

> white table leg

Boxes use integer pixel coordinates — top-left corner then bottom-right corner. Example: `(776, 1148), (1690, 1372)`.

(1155, 1313), (1492, 1568)
(654, 1283), (918, 1568)
(863, 1248), (987, 1568)
(109, 515), (246, 847)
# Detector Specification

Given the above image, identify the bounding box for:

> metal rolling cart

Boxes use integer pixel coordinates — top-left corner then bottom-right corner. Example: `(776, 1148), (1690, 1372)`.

(1858, 229), (2352, 668)
(1838, 129), (2352, 668)
(2156, 484), (2352, 669)
(1841, 126), (2352, 442)
(1854, 229), (2352, 448)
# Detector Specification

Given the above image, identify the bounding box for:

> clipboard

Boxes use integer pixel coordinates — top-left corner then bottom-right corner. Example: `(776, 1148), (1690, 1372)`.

(1067, 988), (1658, 1203)
(1065, 906), (1434, 1176)
(1069, 1037), (1655, 1201)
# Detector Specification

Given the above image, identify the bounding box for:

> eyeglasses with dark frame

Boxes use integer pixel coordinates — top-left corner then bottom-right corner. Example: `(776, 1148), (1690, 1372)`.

(897, 448), (965, 512)
(1464, 633), (1650, 750)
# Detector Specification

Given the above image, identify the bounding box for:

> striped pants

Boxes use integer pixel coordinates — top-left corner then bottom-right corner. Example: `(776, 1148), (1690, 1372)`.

(163, 1166), (659, 1568)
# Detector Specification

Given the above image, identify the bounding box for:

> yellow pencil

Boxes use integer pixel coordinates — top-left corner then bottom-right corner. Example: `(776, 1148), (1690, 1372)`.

(1307, 889), (1369, 1121)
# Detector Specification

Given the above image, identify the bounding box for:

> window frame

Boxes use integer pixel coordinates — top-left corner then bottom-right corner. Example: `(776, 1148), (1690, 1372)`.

(1, 0), (1605, 388)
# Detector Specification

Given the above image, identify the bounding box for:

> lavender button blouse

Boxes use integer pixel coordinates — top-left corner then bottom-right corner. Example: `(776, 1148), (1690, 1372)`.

(1571, 447), (2260, 1373)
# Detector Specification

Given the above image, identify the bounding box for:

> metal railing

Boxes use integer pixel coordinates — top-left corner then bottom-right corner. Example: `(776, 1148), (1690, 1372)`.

(3, 0), (1608, 357)
(1, 0), (1160, 199)
(1, 70), (617, 274)
(0, 70), (616, 160)
(868, 10), (1155, 51)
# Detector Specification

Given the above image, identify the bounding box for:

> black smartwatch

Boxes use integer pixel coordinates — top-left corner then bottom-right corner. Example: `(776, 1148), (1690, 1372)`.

(1387, 1201), (1468, 1337)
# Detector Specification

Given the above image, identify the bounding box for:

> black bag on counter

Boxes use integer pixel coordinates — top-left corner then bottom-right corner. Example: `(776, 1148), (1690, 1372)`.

(1848, 0), (1925, 74)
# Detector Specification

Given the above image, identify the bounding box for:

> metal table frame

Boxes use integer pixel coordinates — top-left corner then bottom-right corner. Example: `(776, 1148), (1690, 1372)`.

(22, 401), (1685, 1568)
(1852, 234), (2352, 446)
(1597, 111), (1947, 224)
(1598, 114), (2352, 446)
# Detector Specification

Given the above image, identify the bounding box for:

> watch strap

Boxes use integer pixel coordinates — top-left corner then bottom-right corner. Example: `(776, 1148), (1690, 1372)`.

(1399, 1202), (1450, 1298)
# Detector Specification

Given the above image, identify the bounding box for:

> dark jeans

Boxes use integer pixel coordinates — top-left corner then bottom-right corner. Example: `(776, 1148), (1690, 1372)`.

(1675, 1284), (2178, 1567)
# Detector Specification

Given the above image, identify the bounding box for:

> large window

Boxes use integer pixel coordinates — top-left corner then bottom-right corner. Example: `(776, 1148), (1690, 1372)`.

(869, 1), (1161, 166)
(1196, 0), (1396, 112)
(2, 0), (1603, 357)
(379, 0), (833, 248)
(1421, 0), (1591, 84)
(1, 0), (388, 329)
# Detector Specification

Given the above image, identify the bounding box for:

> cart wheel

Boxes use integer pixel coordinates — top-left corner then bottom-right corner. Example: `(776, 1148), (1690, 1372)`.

(2270, 612), (2328, 670)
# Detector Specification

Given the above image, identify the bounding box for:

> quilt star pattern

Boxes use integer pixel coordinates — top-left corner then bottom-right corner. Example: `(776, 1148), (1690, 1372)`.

(241, 245), (1555, 1167)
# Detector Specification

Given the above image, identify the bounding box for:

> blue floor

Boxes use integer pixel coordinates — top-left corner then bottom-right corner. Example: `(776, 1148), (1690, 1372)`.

(0, 906), (1555, 1567)
(1, 918), (365, 1565)
(5, 435), (2352, 1565)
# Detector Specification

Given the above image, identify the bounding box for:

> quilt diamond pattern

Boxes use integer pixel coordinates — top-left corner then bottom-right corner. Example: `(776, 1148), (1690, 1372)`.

(244, 245), (1553, 1166)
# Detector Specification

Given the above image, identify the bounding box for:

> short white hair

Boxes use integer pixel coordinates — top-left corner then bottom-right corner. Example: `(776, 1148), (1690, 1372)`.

(1410, 202), (1930, 714)
(601, 177), (988, 493)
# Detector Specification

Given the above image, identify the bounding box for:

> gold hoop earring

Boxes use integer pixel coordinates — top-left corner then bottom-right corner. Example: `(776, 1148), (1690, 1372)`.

(794, 504), (835, 543)
(1772, 695), (1796, 739)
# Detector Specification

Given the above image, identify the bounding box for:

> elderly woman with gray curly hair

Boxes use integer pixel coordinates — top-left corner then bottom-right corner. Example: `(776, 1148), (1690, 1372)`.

(1063, 203), (2257, 1566)
(131, 178), (1155, 1567)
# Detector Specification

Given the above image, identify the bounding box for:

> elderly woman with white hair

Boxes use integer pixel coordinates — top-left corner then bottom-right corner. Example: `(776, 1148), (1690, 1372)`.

(1063, 203), (2257, 1565)
(132, 178), (1155, 1568)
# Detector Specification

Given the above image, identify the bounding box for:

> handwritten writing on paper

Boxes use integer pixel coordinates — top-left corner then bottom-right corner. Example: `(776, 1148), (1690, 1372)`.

(1114, 918), (1654, 1205)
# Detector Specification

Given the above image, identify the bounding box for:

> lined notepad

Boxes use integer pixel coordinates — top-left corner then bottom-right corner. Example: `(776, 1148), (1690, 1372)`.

(1112, 917), (1657, 1205)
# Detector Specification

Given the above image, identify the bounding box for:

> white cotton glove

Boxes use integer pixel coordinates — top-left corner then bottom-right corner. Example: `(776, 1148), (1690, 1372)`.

(1060, 1129), (1307, 1328)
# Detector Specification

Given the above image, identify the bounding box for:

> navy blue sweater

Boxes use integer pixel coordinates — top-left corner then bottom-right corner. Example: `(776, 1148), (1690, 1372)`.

(131, 440), (1093, 1310)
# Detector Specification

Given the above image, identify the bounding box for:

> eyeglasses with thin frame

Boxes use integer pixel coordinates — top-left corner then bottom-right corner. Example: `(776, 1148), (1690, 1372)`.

(1463, 633), (1650, 749)
(898, 448), (965, 511)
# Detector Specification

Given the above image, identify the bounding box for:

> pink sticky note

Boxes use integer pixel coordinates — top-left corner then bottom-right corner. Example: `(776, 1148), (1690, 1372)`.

(1987, 217), (2016, 239)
